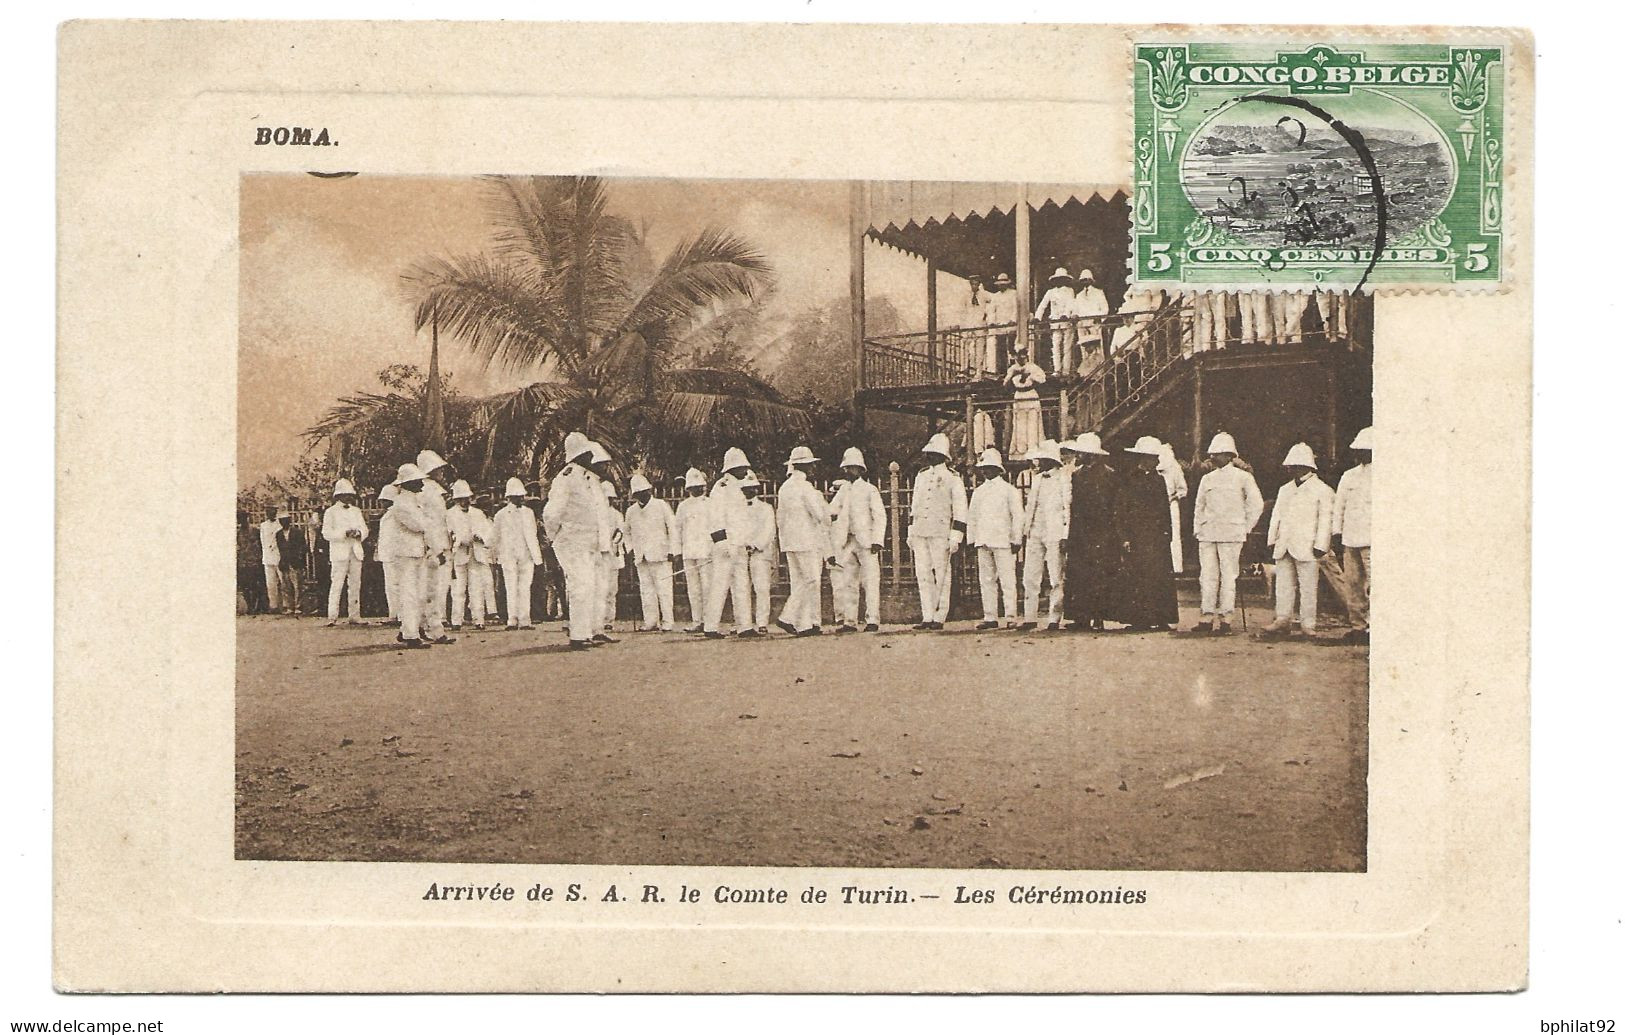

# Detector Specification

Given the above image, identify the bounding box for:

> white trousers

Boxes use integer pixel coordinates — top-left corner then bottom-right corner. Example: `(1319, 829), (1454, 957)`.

(781, 550), (824, 631)
(1198, 540), (1244, 617)
(682, 556), (712, 627)
(1022, 538), (1065, 625)
(828, 544), (855, 622)
(635, 559), (675, 630)
(1049, 322), (1077, 375)
(912, 537), (954, 623)
(1273, 556), (1321, 632)
(704, 544), (750, 633)
(976, 546), (1018, 622)
(419, 557), (451, 638)
(1169, 498), (1184, 573)
(836, 543), (881, 626)
(498, 559), (534, 626)
(452, 559), (492, 626)
(327, 555), (363, 620)
(382, 560), (400, 620)
(1342, 546), (1370, 631)
(554, 544), (602, 642)
(394, 555), (425, 641)
(263, 565), (282, 611)
(600, 555), (619, 631)
(747, 549), (775, 628)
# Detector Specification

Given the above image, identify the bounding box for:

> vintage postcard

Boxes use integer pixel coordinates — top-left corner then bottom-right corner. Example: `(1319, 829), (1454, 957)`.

(55, 21), (1532, 992)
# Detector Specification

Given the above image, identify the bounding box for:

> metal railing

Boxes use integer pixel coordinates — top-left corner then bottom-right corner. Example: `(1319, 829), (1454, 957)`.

(863, 315), (1126, 390)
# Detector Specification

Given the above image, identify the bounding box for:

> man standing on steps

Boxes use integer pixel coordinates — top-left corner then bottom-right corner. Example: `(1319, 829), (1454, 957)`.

(543, 433), (603, 649)
(703, 447), (754, 639)
(625, 472), (678, 632)
(1072, 268), (1110, 371)
(493, 476), (542, 630)
(321, 478), (368, 626)
(738, 471), (778, 637)
(1186, 432), (1264, 637)
(673, 468), (713, 633)
(908, 433), (967, 630)
(414, 449), (456, 644)
(776, 446), (838, 637)
(1020, 439), (1070, 631)
(832, 447), (885, 632)
(967, 447), (1023, 630)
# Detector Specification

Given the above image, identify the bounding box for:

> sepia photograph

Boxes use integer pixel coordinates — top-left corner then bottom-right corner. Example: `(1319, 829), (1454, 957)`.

(236, 171), (1373, 872)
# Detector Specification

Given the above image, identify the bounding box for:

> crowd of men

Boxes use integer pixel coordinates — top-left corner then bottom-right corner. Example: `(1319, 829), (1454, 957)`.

(241, 423), (1373, 650)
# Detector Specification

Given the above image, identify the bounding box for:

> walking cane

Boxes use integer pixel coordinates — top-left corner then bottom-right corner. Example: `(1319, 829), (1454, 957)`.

(1237, 566), (1249, 632)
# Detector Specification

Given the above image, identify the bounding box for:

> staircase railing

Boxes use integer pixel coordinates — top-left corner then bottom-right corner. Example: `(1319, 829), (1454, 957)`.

(1070, 299), (1195, 435)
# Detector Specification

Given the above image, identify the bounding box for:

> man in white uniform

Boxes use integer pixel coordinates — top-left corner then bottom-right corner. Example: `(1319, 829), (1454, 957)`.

(624, 472), (677, 632)
(738, 472), (778, 636)
(381, 463), (431, 648)
(775, 446), (837, 636)
(375, 484), (401, 623)
(981, 272), (1019, 374)
(908, 433), (967, 630)
(1020, 439), (1070, 630)
(258, 505), (283, 613)
(1331, 426), (1373, 644)
(1158, 441), (1189, 574)
(673, 468), (713, 632)
(966, 448), (1024, 630)
(544, 435), (606, 649)
(414, 449), (456, 644)
(444, 479), (486, 629)
(832, 447), (885, 632)
(492, 476), (542, 630)
(1188, 432), (1264, 636)
(1261, 442), (1336, 639)
(462, 487), (497, 628)
(1034, 268), (1077, 375)
(1072, 268), (1110, 370)
(321, 478), (368, 626)
(826, 467), (855, 628)
(704, 448), (754, 638)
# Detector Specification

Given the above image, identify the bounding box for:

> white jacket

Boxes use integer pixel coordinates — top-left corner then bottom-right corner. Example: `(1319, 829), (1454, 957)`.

(419, 479), (452, 554)
(968, 477), (1024, 548)
(909, 464), (967, 542)
(258, 519), (281, 566)
(1074, 285), (1110, 321)
(834, 478), (886, 550)
(542, 464), (600, 550)
(321, 503), (369, 562)
(674, 495), (715, 559)
(740, 497), (778, 553)
(466, 507), (494, 564)
(1023, 469), (1071, 543)
(1333, 464), (1372, 549)
(1193, 463), (1264, 543)
(708, 473), (751, 547)
(1035, 284), (1075, 321)
(379, 493), (429, 560)
(777, 471), (833, 554)
(625, 497), (677, 562)
(492, 502), (543, 566)
(1268, 474), (1335, 561)
(983, 288), (1018, 326)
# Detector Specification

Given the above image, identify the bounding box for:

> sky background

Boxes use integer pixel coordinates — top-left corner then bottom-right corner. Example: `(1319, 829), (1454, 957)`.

(238, 173), (930, 486)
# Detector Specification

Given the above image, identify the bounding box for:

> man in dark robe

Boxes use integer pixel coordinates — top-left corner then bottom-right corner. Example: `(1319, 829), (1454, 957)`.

(1062, 433), (1118, 631)
(1110, 436), (1179, 630)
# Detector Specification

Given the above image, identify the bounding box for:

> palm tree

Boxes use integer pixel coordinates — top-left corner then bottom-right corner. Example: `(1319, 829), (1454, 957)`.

(335, 175), (807, 485)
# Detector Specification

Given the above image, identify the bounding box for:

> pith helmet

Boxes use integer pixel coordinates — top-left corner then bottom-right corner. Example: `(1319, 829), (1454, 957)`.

(1029, 439), (1062, 464)
(393, 462), (426, 486)
(683, 468), (707, 489)
(450, 479), (473, 500)
(921, 432), (952, 457)
(563, 431), (591, 461)
(628, 473), (653, 494)
(1068, 432), (1109, 456)
(502, 477), (526, 497)
(1050, 267), (1070, 281)
(975, 447), (1004, 470)
(722, 447), (750, 471)
(378, 484), (399, 504)
(786, 445), (819, 467)
(1349, 426), (1373, 451)
(332, 477), (357, 497)
(1207, 431), (1239, 455)
(415, 449), (448, 474)
(602, 480), (618, 498)
(839, 447), (867, 469)
(1283, 442), (1318, 468)
(1125, 435), (1163, 456)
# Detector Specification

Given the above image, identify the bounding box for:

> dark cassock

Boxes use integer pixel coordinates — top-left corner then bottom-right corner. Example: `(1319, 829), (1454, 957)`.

(1109, 455), (1179, 629)
(1064, 458), (1119, 627)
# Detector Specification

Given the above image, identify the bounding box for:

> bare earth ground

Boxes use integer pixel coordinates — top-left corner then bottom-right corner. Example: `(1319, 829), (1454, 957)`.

(236, 611), (1367, 871)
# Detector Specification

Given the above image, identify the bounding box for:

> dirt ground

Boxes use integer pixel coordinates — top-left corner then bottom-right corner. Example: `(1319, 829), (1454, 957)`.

(236, 610), (1367, 872)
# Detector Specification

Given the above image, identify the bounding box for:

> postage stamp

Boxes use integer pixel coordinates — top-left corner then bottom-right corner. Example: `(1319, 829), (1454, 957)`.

(1131, 41), (1507, 291)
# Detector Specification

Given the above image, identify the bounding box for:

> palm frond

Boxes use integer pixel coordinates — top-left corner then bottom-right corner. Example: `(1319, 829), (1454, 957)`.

(404, 253), (570, 376)
(655, 366), (808, 437)
(302, 391), (411, 443)
(613, 228), (774, 351)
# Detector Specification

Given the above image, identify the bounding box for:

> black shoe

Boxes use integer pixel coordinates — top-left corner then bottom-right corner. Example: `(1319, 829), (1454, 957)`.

(912, 622), (932, 631)
(864, 624), (880, 632)
(929, 621), (945, 630)
(796, 626), (821, 637)
(776, 619), (797, 635)
(704, 631), (726, 639)
(975, 621), (997, 631)
(430, 635), (456, 645)
(1017, 622), (1037, 631)
(567, 639), (593, 650)
(1045, 622), (1061, 632)
(737, 628), (760, 638)
(1343, 628), (1369, 644)
(592, 633), (619, 644)
(396, 633), (406, 643)
(401, 638), (430, 649)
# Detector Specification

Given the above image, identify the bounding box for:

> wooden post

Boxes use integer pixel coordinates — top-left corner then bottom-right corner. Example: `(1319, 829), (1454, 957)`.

(1015, 183), (1032, 357)
(964, 394), (976, 468)
(1192, 361), (1205, 458)
(926, 256), (939, 380)
(887, 461), (903, 590)
(849, 181), (868, 427)
(1324, 360), (1339, 469)
(1058, 388), (1071, 440)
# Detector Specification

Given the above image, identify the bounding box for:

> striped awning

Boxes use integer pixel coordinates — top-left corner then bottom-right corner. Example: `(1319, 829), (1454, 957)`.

(861, 180), (1127, 234)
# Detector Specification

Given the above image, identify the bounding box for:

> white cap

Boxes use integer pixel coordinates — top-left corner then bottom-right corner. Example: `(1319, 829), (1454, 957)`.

(1077, 268), (1095, 280)
(332, 477), (357, 497)
(839, 447), (866, 469)
(563, 431), (591, 461)
(629, 473), (653, 494)
(1066, 432), (1109, 456)
(602, 480), (618, 498)
(450, 479), (473, 500)
(975, 447), (1004, 470)
(416, 449), (448, 474)
(786, 445), (819, 467)
(378, 484), (399, 504)
(683, 467), (707, 489)
(1349, 426), (1373, 451)
(921, 432), (952, 457)
(589, 441), (610, 464)
(1207, 431), (1239, 455)
(504, 477), (526, 497)
(393, 462), (426, 486)
(722, 446), (750, 471)
(1283, 442), (1317, 469)
(1050, 267), (1070, 280)
(1125, 435), (1163, 456)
